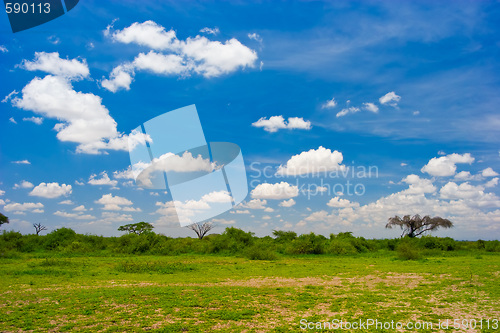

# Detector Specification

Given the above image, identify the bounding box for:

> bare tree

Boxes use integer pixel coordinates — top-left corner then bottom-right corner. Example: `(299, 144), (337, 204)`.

(386, 214), (453, 238)
(33, 223), (47, 235)
(187, 222), (214, 239)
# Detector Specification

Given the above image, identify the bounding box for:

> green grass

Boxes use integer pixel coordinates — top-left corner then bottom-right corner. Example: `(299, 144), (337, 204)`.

(1, 252), (499, 332)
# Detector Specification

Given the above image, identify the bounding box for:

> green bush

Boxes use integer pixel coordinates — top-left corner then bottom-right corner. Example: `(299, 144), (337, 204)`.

(44, 228), (77, 250)
(245, 245), (278, 260)
(286, 233), (326, 254)
(397, 241), (421, 260)
(327, 239), (357, 255)
(485, 240), (500, 252)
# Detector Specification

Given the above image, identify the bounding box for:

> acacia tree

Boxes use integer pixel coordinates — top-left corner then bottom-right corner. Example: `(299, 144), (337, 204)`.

(118, 222), (154, 235)
(0, 213), (8, 229)
(33, 223), (47, 235)
(386, 214), (453, 238)
(187, 222), (214, 239)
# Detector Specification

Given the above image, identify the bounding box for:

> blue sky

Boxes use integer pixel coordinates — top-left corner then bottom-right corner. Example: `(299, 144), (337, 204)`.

(1, 0), (499, 239)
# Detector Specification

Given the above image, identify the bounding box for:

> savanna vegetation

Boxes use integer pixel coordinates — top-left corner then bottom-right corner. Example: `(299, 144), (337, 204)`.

(1, 220), (499, 332)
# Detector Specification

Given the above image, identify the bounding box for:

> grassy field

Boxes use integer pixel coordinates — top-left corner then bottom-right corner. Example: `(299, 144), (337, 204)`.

(1, 251), (499, 332)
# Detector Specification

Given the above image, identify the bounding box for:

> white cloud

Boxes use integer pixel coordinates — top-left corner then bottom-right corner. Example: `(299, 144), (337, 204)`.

(211, 218), (235, 225)
(0, 45), (7, 53)
(238, 199), (267, 210)
(12, 160), (30, 165)
(113, 167), (135, 179)
(134, 151), (214, 187)
(251, 182), (299, 200)
(100, 212), (133, 223)
(12, 72), (151, 154)
(133, 51), (189, 76)
(4, 202), (44, 214)
(54, 211), (95, 220)
(439, 182), (500, 207)
(379, 91), (401, 106)
(247, 33), (262, 42)
(251, 115), (311, 133)
(201, 27), (220, 35)
(401, 174), (436, 194)
(29, 182), (72, 198)
(413, 111), (420, 116)
(363, 102), (379, 113)
(88, 172), (118, 186)
(336, 106), (360, 117)
(321, 98), (337, 109)
(110, 20), (178, 50)
(101, 64), (134, 92)
(327, 197), (360, 208)
(455, 171), (473, 180)
(482, 167), (499, 177)
(9, 117), (17, 124)
(232, 209), (250, 214)
(47, 36), (60, 45)
(73, 205), (87, 211)
(104, 21), (258, 91)
(264, 207), (274, 212)
(201, 191), (232, 203)
(95, 193), (134, 211)
(279, 198), (296, 207)
(421, 153), (475, 177)
(22, 116), (43, 125)
(0, 199), (4, 206)
(262, 215), (272, 220)
(59, 200), (73, 205)
(401, 163), (408, 166)
(0, 190), (6, 196)
(21, 52), (89, 79)
(485, 178), (499, 188)
(276, 146), (344, 176)
(13, 180), (34, 189)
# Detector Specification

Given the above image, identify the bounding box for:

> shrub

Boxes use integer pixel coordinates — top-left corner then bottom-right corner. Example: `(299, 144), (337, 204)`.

(397, 241), (421, 260)
(286, 233), (326, 254)
(44, 228), (77, 250)
(245, 245), (278, 260)
(485, 240), (500, 252)
(327, 239), (357, 255)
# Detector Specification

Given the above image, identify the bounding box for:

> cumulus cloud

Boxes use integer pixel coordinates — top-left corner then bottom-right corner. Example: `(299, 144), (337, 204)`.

(88, 172), (118, 187)
(247, 33), (262, 42)
(54, 211), (95, 220)
(336, 106), (360, 118)
(59, 200), (73, 205)
(379, 91), (401, 106)
(134, 151), (214, 187)
(482, 167), (499, 177)
(13, 180), (34, 189)
(200, 27), (220, 35)
(276, 146), (344, 176)
(23, 117), (43, 125)
(29, 182), (72, 198)
(327, 197), (360, 208)
(485, 178), (499, 188)
(363, 102), (379, 113)
(251, 182), (299, 200)
(4, 202), (44, 214)
(113, 167), (135, 180)
(13, 53), (152, 155)
(95, 193), (135, 211)
(238, 199), (268, 210)
(103, 21), (258, 91)
(279, 198), (296, 207)
(0, 45), (7, 53)
(401, 174), (436, 194)
(321, 98), (337, 109)
(252, 115), (311, 132)
(12, 160), (30, 165)
(20, 52), (89, 79)
(101, 64), (134, 92)
(421, 153), (475, 177)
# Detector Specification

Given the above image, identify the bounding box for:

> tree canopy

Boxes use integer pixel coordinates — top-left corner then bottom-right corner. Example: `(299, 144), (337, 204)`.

(386, 214), (453, 238)
(118, 222), (154, 235)
(0, 213), (9, 228)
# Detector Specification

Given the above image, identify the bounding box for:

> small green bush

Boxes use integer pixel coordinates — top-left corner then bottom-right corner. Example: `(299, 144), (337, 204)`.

(245, 245), (278, 260)
(397, 241), (421, 260)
